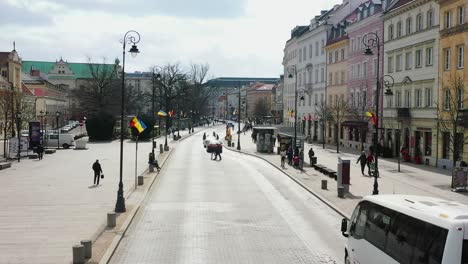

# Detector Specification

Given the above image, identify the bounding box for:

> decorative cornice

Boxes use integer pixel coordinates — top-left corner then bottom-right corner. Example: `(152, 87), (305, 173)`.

(384, 0), (434, 20)
(440, 23), (468, 38)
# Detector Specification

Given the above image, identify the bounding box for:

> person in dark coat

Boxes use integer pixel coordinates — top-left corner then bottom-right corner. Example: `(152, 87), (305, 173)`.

(203, 132), (206, 140)
(213, 144), (222, 160)
(308, 148), (314, 166)
(92, 160), (103, 185)
(356, 151), (367, 175)
(287, 146), (293, 165)
(37, 144), (44, 160)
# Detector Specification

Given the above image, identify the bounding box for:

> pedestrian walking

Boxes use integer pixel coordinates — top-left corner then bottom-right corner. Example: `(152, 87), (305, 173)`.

(366, 153), (374, 175)
(280, 148), (286, 168)
(293, 153), (300, 169)
(299, 149), (304, 171)
(308, 148), (314, 166)
(203, 132), (206, 141)
(37, 144), (44, 160)
(356, 151), (367, 175)
(287, 146), (293, 165)
(213, 144), (222, 160)
(92, 159), (103, 185)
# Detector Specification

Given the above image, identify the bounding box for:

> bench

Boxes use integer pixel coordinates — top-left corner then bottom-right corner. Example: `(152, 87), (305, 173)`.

(323, 168), (337, 179)
(314, 164), (326, 171)
(0, 162), (12, 170)
(28, 154), (38, 159)
(45, 149), (56, 154)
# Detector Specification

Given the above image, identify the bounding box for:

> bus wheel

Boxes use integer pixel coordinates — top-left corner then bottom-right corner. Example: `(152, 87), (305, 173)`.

(62, 144), (70, 149)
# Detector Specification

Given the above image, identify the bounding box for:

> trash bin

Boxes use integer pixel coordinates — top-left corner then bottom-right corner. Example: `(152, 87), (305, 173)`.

(338, 186), (345, 198)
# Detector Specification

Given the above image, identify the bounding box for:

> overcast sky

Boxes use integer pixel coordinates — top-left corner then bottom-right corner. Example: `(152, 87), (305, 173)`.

(1, 0), (335, 79)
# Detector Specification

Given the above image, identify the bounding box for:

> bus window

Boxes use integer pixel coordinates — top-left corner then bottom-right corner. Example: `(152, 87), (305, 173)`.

(413, 223), (447, 264)
(364, 204), (392, 251)
(386, 213), (419, 264)
(353, 202), (369, 239)
(462, 240), (468, 264)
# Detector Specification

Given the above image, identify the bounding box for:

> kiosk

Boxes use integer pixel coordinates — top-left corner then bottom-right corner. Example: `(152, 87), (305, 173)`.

(252, 127), (277, 153)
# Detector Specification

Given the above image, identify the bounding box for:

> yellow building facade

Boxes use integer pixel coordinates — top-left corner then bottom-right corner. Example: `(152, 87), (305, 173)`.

(437, 0), (468, 169)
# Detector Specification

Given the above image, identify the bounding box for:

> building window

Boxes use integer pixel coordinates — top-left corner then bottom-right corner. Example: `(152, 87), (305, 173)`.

(442, 132), (450, 159)
(341, 49), (345, 60)
(329, 52), (333, 63)
(444, 48), (451, 70)
(405, 52), (413, 70)
(425, 88), (432, 107)
(458, 6), (465, 25)
(299, 49), (302, 62)
(396, 54), (402, 71)
(351, 93), (355, 108)
(397, 21), (402, 37)
(315, 94), (318, 105)
(357, 63), (361, 79)
(341, 71), (345, 84)
(426, 47), (433, 66)
(321, 39), (325, 55)
(373, 58), (378, 76)
(329, 72), (333, 85)
(388, 24), (394, 40)
(315, 41), (319, 56)
(427, 9), (434, 27)
(335, 51), (339, 62)
(303, 47), (306, 61)
(405, 90), (411, 107)
(308, 70), (312, 84)
(388, 56), (394, 73)
(416, 13), (423, 31)
(315, 69), (319, 84)
(458, 45), (464, 69)
(350, 65), (355, 79)
(387, 94), (393, 107)
(321, 94), (324, 104)
(357, 37), (361, 50)
(445, 90), (451, 110)
(335, 71), (339, 85)
(406, 17), (412, 34)
(415, 89), (421, 107)
(396, 91), (401, 107)
(309, 44), (313, 58)
(415, 49), (422, 68)
(445, 11), (452, 29)
(1, 70), (6, 78)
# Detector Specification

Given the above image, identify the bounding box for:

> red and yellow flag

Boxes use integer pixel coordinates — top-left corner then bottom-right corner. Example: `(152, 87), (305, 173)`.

(366, 111), (377, 125)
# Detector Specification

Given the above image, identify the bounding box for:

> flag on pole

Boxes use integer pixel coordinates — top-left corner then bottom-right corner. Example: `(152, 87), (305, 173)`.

(130, 117), (147, 134)
(366, 111), (377, 125)
(157, 110), (167, 117)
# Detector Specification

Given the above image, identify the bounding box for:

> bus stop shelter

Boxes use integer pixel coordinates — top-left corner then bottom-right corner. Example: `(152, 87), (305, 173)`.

(252, 126), (278, 153)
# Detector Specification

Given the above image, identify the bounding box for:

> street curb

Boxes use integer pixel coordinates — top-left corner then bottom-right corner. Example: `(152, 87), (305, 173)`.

(97, 147), (174, 264)
(224, 147), (351, 219)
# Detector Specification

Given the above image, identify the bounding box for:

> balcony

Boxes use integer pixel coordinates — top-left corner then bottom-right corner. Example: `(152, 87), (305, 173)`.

(397, 108), (410, 118)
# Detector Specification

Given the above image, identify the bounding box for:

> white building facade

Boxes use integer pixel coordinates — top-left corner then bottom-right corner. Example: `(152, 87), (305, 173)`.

(382, 0), (440, 166)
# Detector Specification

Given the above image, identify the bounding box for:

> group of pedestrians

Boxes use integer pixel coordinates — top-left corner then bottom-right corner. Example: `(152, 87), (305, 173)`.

(204, 132), (222, 161)
(280, 145), (308, 171)
(356, 151), (375, 176)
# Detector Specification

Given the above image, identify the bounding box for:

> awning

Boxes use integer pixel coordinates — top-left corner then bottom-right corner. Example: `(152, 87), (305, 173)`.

(342, 120), (369, 127)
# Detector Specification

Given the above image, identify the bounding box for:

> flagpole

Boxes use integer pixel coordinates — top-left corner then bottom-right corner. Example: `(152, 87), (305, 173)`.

(135, 135), (138, 190)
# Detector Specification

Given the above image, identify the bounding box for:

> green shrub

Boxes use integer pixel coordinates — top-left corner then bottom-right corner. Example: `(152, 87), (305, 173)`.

(86, 112), (115, 140)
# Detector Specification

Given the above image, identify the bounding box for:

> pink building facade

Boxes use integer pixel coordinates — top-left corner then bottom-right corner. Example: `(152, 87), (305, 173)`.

(344, 0), (384, 151)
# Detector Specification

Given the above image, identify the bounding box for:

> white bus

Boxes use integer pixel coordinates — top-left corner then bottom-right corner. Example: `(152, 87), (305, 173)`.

(341, 195), (468, 264)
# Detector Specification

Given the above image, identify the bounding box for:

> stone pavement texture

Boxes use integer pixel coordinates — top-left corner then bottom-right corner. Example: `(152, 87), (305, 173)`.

(223, 124), (468, 218)
(109, 129), (345, 264)
(0, 126), (206, 264)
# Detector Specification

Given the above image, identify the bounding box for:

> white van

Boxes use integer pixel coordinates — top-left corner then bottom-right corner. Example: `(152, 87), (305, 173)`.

(341, 195), (468, 264)
(44, 134), (75, 149)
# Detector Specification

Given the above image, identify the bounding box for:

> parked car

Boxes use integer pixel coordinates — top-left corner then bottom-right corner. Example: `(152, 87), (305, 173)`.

(43, 133), (75, 149)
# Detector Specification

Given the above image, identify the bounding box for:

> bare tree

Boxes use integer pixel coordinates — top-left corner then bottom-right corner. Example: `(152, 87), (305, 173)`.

(438, 72), (468, 168)
(314, 99), (330, 149)
(348, 83), (375, 151)
(329, 96), (349, 153)
(73, 58), (120, 115)
(0, 89), (14, 158)
(253, 98), (270, 118)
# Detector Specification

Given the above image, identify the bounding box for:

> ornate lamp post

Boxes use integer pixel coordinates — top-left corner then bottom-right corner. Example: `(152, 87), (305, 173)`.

(16, 111), (22, 162)
(152, 70), (161, 156)
(288, 65), (298, 149)
(55, 111), (61, 149)
(383, 75), (396, 170)
(115, 30), (140, 213)
(237, 84), (241, 151)
(39, 110), (45, 144)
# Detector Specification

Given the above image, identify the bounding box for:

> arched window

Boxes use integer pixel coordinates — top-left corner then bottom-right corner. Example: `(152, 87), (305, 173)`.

(427, 9), (434, 27)
(416, 13), (423, 31)
(397, 21), (402, 37)
(406, 17), (412, 34)
(388, 24), (394, 40)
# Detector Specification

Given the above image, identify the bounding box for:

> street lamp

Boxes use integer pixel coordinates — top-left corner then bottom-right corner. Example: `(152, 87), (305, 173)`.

(288, 65), (298, 150)
(363, 32), (383, 195)
(39, 110), (45, 144)
(16, 111), (22, 162)
(152, 69), (161, 156)
(383, 75), (396, 171)
(55, 111), (61, 149)
(237, 84), (241, 151)
(115, 30), (141, 213)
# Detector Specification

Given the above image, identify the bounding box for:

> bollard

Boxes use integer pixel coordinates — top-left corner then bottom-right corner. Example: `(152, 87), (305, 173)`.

(138, 175), (144, 185)
(164, 145), (169, 151)
(72, 244), (85, 264)
(232, 142), (235, 148)
(338, 186), (345, 198)
(321, 180), (327, 190)
(80, 240), (92, 259)
(107, 212), (116, 228)
(160, 144), (164, 153)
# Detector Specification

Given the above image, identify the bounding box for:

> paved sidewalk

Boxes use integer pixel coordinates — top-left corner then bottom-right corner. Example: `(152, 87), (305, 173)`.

(225, 128), (468, 218)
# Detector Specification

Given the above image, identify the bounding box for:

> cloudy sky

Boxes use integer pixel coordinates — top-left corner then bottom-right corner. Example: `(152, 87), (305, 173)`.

(1, 0), (335, 79)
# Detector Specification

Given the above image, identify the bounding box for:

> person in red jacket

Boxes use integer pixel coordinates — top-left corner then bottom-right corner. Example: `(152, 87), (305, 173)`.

(366, 153), (374, 176)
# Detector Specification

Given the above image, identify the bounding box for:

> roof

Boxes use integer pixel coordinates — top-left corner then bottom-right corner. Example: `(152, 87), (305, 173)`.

(0, 52), (10, 63)
(365, 195), (468, 223)
(256, 84), (274, 91)
(22, 60), (117, 79)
